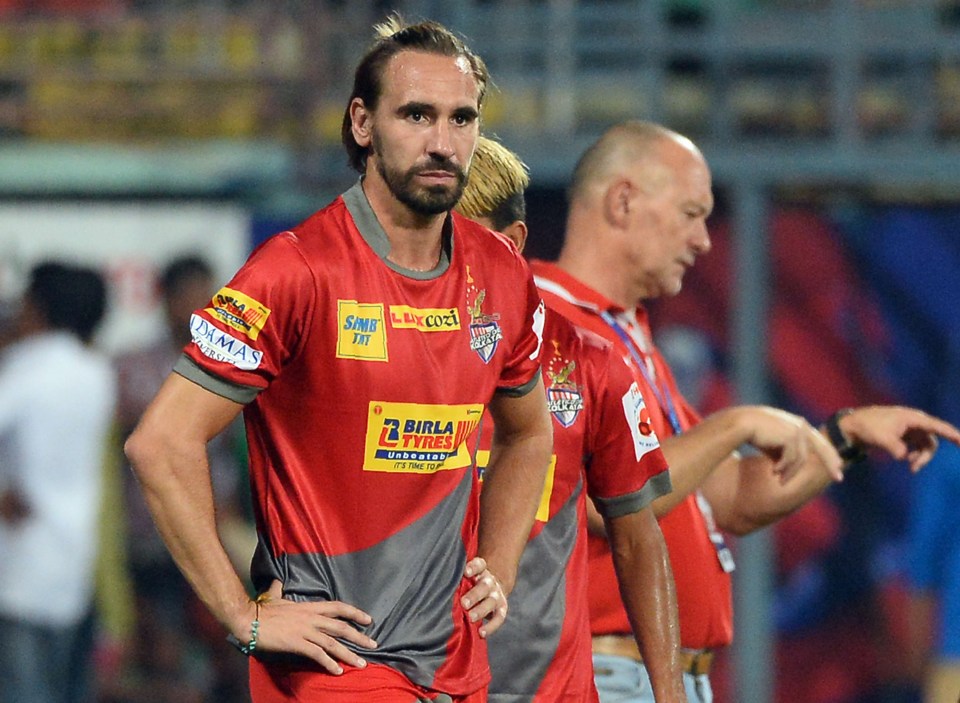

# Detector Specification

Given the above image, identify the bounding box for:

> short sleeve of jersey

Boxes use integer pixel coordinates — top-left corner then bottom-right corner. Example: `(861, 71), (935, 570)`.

(495, 255), (545, 397)
(176, 232), (316, 402)
(586, 347), (672, 519)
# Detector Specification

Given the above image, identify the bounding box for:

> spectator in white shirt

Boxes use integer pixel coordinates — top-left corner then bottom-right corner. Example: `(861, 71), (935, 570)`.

(0, 262), (115, 703)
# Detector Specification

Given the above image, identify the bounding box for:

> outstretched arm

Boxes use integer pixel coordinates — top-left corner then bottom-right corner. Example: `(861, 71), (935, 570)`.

(606, 506), (685, 703)
(702, 405), (960, 536)
(126, 373), (376, 674)
(835, 405), (960, 472)
(653, 405), (843, 519)
(586, 404), (841, 535)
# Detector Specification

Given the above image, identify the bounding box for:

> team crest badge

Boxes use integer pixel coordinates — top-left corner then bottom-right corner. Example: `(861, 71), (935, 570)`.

(545, 342), (584, 427)
(466, 276), (503, 363)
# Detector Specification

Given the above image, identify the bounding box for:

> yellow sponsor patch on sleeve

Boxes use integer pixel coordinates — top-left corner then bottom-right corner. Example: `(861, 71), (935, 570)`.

(337, 301), (388, 361)
(206, 287), (271, 341)
(364, 402), (484, 473)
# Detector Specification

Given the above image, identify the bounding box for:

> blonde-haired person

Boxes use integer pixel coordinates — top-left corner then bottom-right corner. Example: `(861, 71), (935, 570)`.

(455, 135), (686, 703)
(456, 136), (530, 251)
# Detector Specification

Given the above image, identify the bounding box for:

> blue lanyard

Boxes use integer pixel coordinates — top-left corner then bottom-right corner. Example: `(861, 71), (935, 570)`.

(599, 310), (683, 435)
(600, 307), (735, 571)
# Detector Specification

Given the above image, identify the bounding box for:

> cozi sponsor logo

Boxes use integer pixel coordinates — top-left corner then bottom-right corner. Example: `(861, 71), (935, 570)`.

(364, 401), (483, 473)
(190, 314), (263, 370)
(476, 448), (558, 523)
(388, 305), (461, 332)
(206, 287), (270, 341)
(337, 301), (388, 361)
(621, 381), (660, 461)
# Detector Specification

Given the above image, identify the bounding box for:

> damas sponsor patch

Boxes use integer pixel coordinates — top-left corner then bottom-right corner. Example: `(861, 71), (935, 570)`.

(206, 287), (270, 340)
(190, 314), (263, 370)
(364, 401), (483, 473)
(621, 381), (660, 461)
(337, 301), (388, 361)
(388, 305), (461, 332)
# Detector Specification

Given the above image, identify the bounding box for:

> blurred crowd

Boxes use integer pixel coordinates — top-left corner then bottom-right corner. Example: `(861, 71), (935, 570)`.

(2, 246), (958, 703)
(1, 1), (959, 702)
(0, 255), (256, 703)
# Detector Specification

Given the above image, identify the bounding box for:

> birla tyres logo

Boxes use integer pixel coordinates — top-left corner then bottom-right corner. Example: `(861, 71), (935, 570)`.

(206, 287), (271, 340)
(465, 266), (502, 364)
(544, 339), (584, 428)
(363, 402), (483, 473)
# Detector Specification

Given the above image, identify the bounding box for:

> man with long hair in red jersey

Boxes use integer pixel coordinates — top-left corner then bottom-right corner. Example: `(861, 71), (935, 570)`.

(125, 18), (553, 703)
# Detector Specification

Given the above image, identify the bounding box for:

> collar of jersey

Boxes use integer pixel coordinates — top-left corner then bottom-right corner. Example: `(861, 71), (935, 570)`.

(530, 259), (622, 315)
(342, 179), (453, 281)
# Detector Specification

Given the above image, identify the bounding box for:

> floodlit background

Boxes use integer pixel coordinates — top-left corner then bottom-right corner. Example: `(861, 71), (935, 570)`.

(2, 2), (959, 702)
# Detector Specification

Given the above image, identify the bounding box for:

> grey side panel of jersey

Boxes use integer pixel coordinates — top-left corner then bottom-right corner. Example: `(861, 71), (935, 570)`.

(486, 475), (582, 700)
(251, 466), (473, 689)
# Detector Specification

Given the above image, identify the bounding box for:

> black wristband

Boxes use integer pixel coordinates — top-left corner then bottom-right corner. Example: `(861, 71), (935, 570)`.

(825, 408), (867, 464)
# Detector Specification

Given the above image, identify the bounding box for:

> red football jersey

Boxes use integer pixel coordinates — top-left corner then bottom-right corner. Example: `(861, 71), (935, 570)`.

(175, 184), (545, 697)
(531, 260), (735, 651)
(477, 307), (672, 702)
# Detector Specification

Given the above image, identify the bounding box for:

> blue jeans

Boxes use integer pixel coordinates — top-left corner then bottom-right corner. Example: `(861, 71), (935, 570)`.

(593, 653), (713, 703)
(0, 611), (93, 703)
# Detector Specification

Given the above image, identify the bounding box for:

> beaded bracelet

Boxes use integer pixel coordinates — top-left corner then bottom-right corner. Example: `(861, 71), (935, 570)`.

(239, 597), (264, 656)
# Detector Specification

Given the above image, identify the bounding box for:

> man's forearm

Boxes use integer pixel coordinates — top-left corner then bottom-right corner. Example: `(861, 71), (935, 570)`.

(608, 508), (685, 702)
(723, 404), (960, 534)
(127, 432), (253, 638)
(480, 381), (553, 593)
(477, 427), (552, 593)
(652, 408), (750, 517)
(706, 448), (839, 536)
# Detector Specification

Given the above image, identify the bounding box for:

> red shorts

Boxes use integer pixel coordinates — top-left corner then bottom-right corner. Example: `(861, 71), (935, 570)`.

(249, 657), (487, 703)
